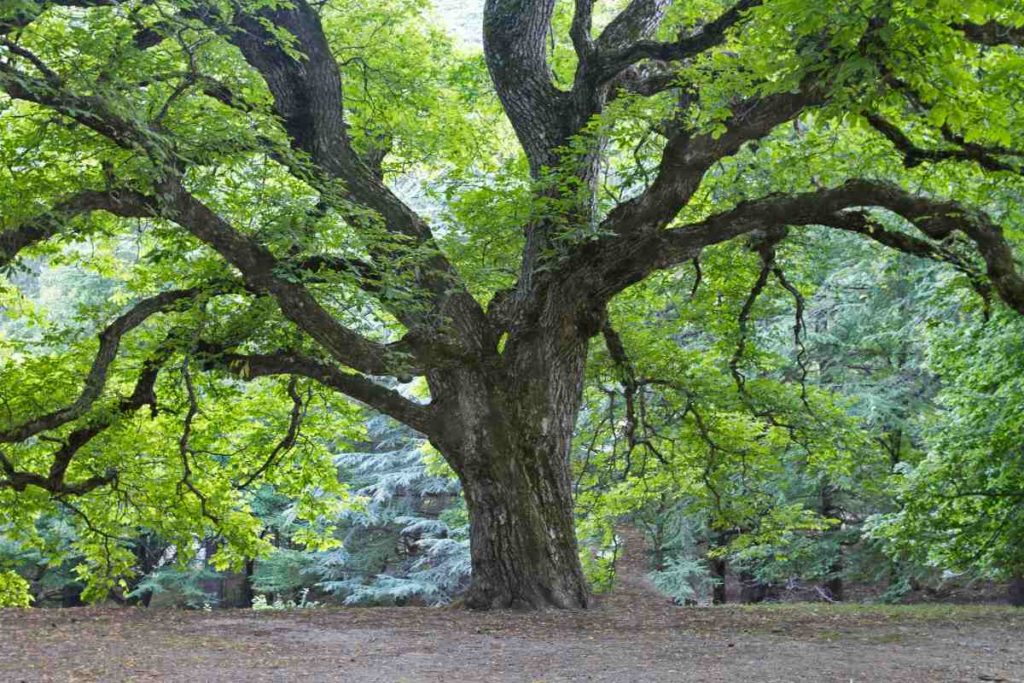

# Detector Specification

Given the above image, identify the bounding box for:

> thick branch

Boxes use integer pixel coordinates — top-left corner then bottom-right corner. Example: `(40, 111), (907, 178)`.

(0, 289), (198, 444)
(0, 455), (115, 496)
(3, 2), (489, 362)
(554, 88), (817, 306)
(1, 189), (157, 267)
(1, 63), (413, 373)
(2, 64), (421, 380)
(597, 0), (671, 52)
(200, 347), (435, 436)
(0, 57), (162, 157)
(955, 21), (1024, 47)
(0, 61), (419, 374)
(483, 0), (568, 172)
(595, 0), (762, 84)
(160, 179), (411, 376)
(866, 113), (1021, 174)
(644, 181), (1024, 313)
(193, 0), (489, 350)
(600, 89), (816, 242)
(570, 0), (597, 62)
(0, 50), (416, 376)
(197, 0), (437, 250)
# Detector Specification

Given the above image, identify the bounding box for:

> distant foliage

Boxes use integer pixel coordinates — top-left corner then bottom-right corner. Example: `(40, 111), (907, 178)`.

(314, 417), (469, 606)
(649, 558), (716, 604)
(128, 567), (221, 609)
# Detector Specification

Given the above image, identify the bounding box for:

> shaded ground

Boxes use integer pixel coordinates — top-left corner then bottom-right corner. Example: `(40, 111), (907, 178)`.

(2, 533), (1022, 682)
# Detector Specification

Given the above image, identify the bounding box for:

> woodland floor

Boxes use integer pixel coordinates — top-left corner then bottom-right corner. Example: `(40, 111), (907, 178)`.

(2, 532), (1022, 682)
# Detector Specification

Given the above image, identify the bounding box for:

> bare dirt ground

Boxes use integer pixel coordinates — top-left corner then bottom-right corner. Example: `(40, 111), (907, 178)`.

(1, 532), (1021, 682)
(2, 599), (1022, 682)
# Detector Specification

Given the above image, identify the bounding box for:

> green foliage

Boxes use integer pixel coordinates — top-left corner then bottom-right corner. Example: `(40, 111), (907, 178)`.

(0, 570), (32, 607)
(1, 0), (1023, 607)
(650, 557), (716, 604)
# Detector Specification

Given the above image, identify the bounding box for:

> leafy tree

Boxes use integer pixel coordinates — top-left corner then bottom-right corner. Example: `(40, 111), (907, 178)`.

(869, 307), (1024, 605)
(1, 0), (1023, 610)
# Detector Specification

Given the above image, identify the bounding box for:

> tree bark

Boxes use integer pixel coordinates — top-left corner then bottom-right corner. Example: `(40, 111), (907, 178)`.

(460, 452), (589, 609)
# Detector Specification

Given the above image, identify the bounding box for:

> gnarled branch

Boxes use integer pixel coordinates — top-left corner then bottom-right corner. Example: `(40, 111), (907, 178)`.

(643, 181), (1024, 314)
(0, 326), (183, 496)
(566, 88), (819, 304)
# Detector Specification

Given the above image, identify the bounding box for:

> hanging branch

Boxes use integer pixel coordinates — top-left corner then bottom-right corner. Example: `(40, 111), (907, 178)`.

(601, 321), (668, 470)
(689, 257), (703, 300)
(176, 358), (219, 525)
(730, 255), (773, 396)
(771, 265), (809, 408)
(235, 378), (307, 489)
(729, 228), (785, 396)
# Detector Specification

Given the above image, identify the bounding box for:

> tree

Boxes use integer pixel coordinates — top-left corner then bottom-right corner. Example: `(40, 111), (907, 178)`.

(868, 307), (1024, 606)
(1, 0), (1023, 609)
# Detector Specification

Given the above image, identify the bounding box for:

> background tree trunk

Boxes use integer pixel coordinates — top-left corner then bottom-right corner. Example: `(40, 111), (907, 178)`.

(820, 483), (844, 601)
(1010, 573), (1024, 607)
(238, 559), (256, 609)
(739, 570), (769, 604)
(710, 557), (728, 605)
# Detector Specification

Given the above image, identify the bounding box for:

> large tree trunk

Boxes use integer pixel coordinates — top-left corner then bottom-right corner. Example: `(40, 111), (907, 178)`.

(460, 447), (589, 609)
(429, 312), (597, 609)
